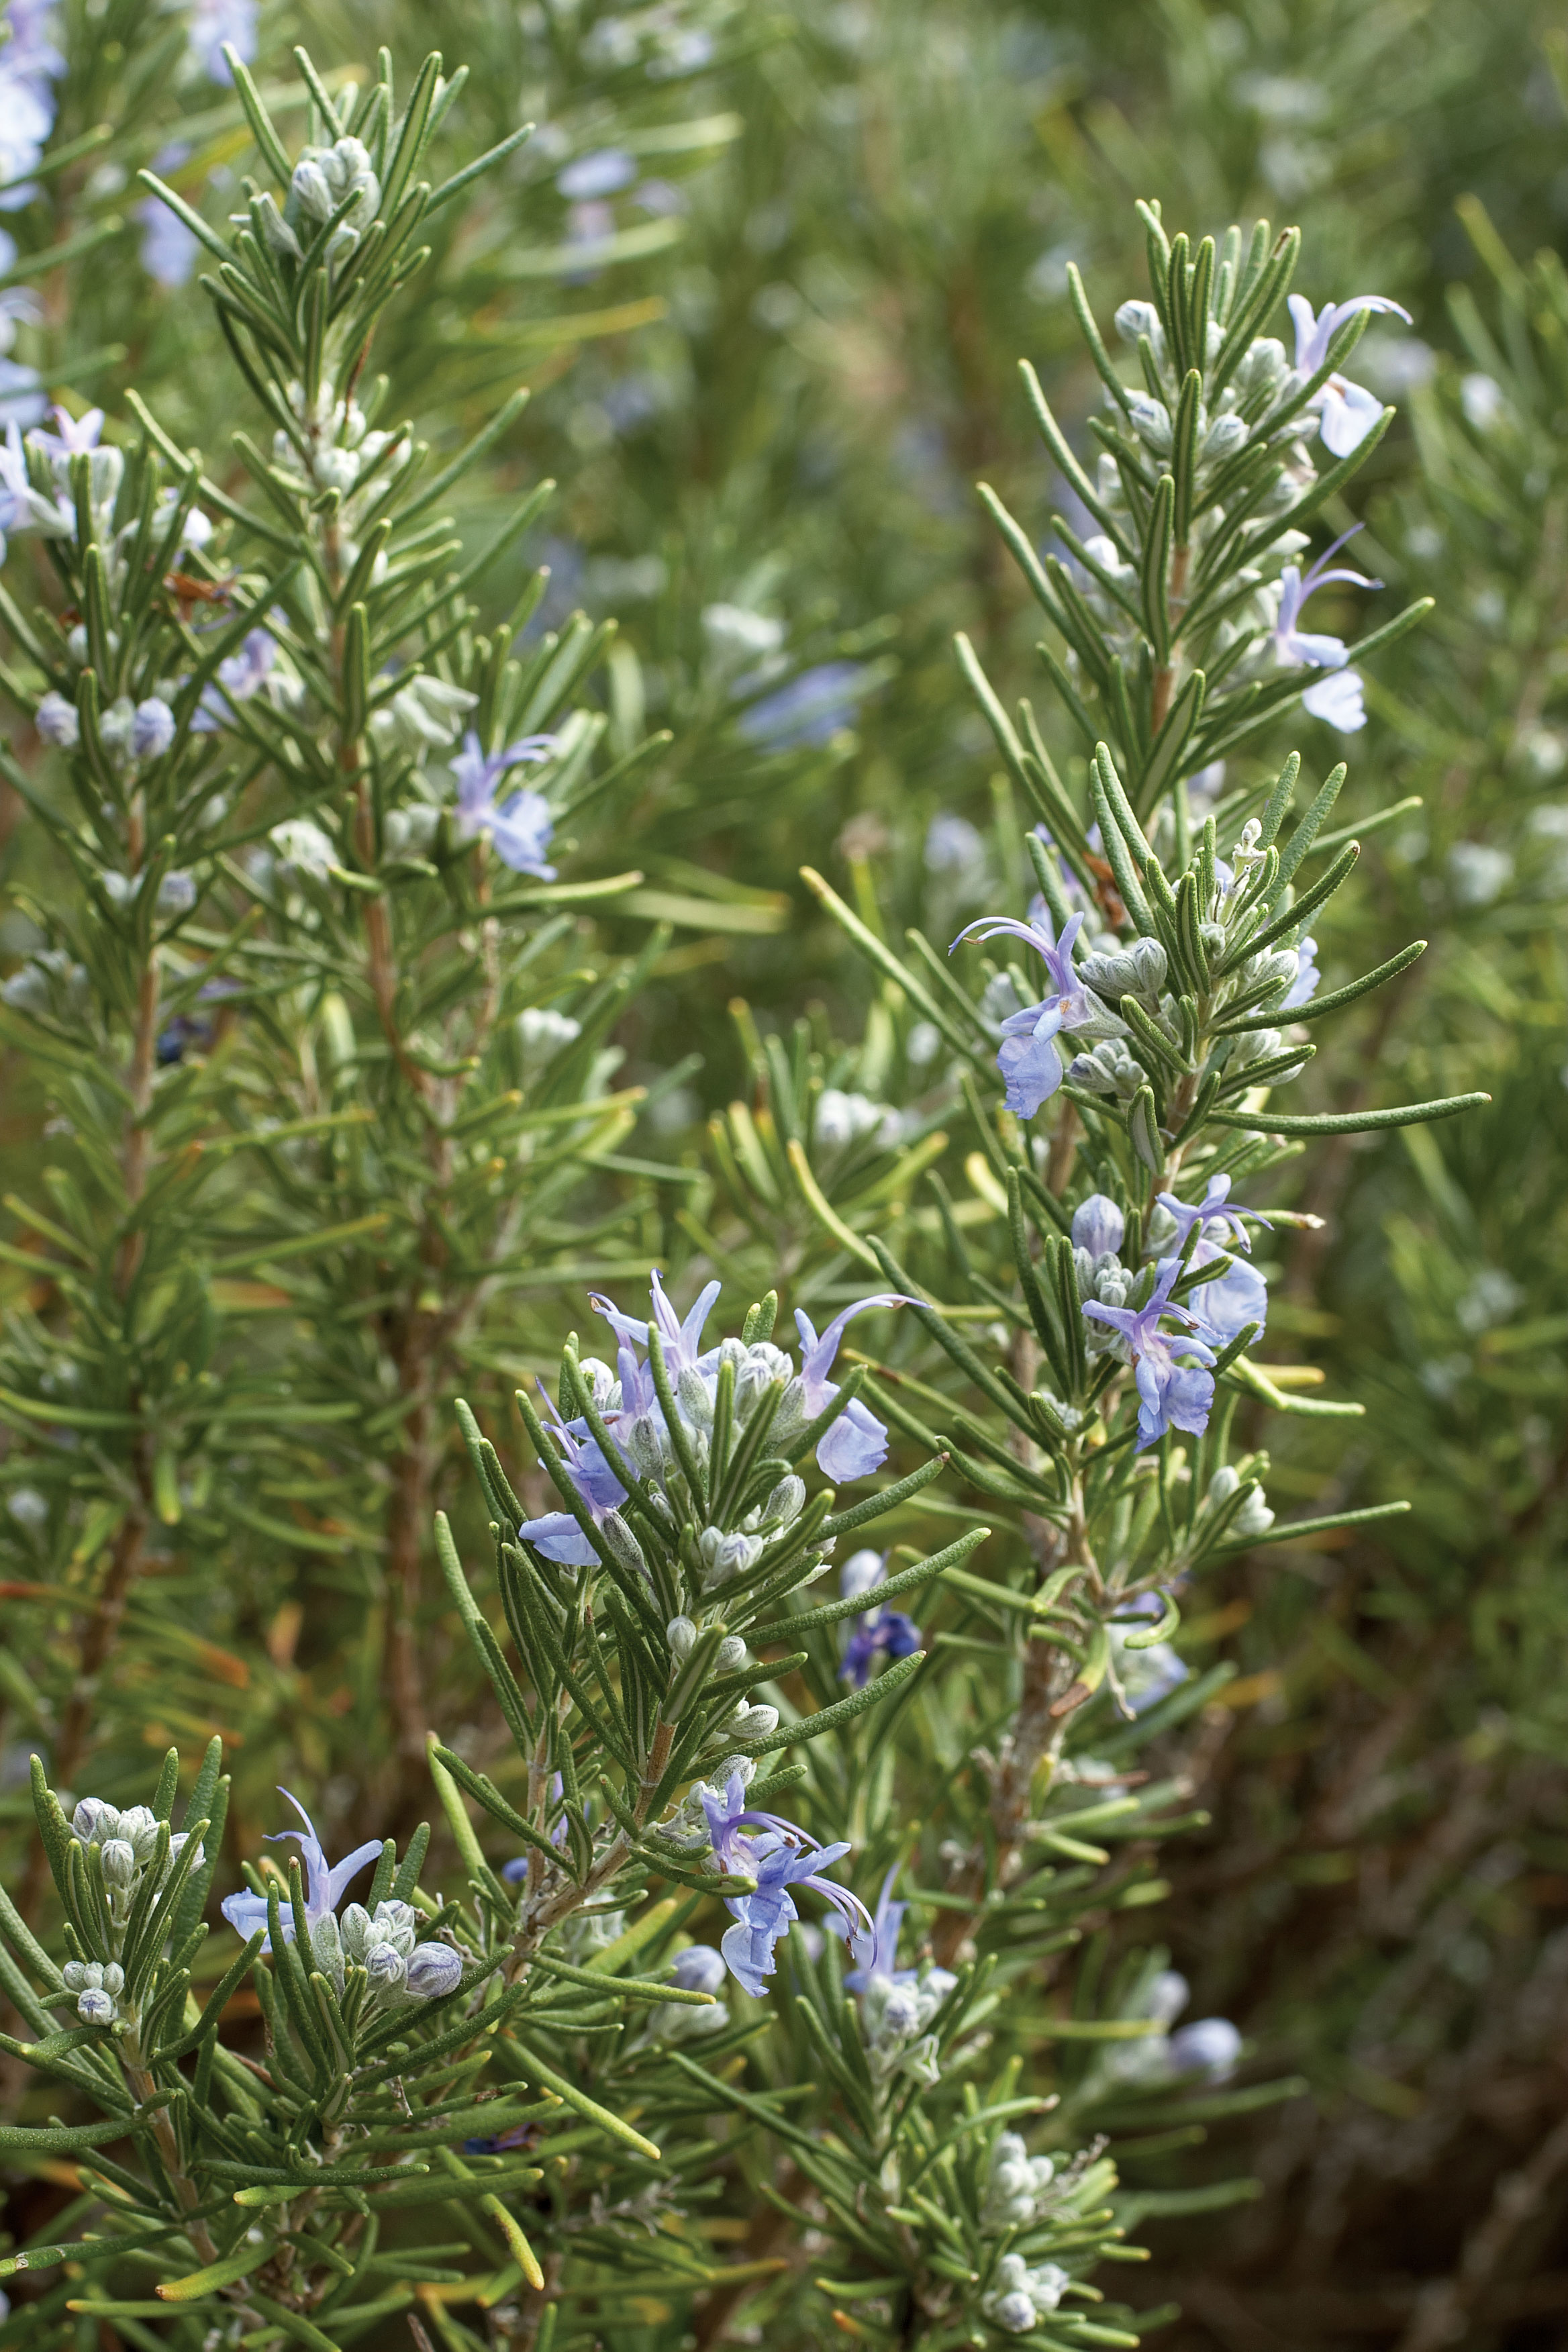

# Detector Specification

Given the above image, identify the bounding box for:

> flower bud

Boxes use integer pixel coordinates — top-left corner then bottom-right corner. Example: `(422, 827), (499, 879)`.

(667, 1616), (697, 1659)
(838, 1548), (885, 1604)
(117, 1807), (162, 1861)
(405, 1941), (464, 1999)
(132, 698), (176, 760)
(763, 1473), (805, 1525)
(601, 1510), (647, 1575)
(99, 1839), (138, 1888)
(716, 1635), (747, 1672)
(77, 1988), (115, 2025)
(101, 1963), (124, 1995)
(63, 1962), (89, 1991)
(1114, 298), (1163, 349)
(1202, 413), (1248, 460)
(1070, 1193), (1125, 1261)
(364, 1941), (407, 1987)
(677, 1363), (714, 1428)
(669, 1943), (727, 1996)
(626, 1412), (665, 1475)
(71, 1798), (118, 1845)
(36, 690), (79, 747)
(1128, 394), (1172, 453)
(731, 1703), (779, 1741)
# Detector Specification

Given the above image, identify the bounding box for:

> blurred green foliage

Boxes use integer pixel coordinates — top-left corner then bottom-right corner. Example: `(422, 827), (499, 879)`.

(3, 0), (1568, 2343)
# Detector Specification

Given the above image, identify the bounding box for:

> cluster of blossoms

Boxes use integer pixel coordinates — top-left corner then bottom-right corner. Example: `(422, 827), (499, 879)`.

(56, 1801), (205, 2024)
(958, 880), (1315, 1128)
(680, 1765), (875, 1998)
(842, 1869), (956, 2090)
(1085, 286), (1411, 735)
(219, 1791), (464, 2003)
(517, 1269), (910, 1568)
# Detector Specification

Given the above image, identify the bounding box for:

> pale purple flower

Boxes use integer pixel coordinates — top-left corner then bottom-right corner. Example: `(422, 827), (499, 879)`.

(701, 1771), (873, 1996)
(1082, 1259), (1217, 1451)
(0, 50), (55, 211)
(1287, 293), (1412, 458)
(191, 628), (277, 732)
(1156, 1176), (1269, 1348)
(842, 1865), (908, 1992)
(1169, 2016), (1242, 2081)
(669, 1943), (728, 1996)
(1301, 669), (1366, 732)
(518, 1400), (631, 1567)
(736, 661), (873, 751)
(450, 729), (559, 878)
(793, 1293), (910, 1481)
(591, 1267), (721, 1375)
(132, 697), (176, 759)
(557, 149), (637, 200)
(219, 1789), (381, 1949)
(1281, 935), (1319, 1010)
(925, 813), (986, 877)
(1190, 1255), (1268, 1347)
(951, 906), (1092, 1119)
(0, 355), (45, 432)
(187, 0), (258, 84)
(35, 689), (77, 746)
(1273, 525), (1380, 670)
(837, 1549), (921, 1689)
(32, 403), (103, 458)
(1155, 1173), (1265, 1261)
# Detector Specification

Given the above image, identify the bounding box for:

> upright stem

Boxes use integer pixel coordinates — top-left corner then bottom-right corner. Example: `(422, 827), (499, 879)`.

(17, 791), (160, 1923)
(123, 2042), (218, 2265)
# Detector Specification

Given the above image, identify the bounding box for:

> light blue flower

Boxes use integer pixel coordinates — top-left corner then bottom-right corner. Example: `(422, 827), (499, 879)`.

(837, 1550), (921, 1688)
(701, 1772), (873, 1996)
(1287, 292), (1412, 456)
(951, 906), (1093, 1118)
(1281, 934), (1319, 1010)
(1082, 1259), (1217, 1450)
(187, 0), (259, 85)
(556, 149), (638, 200)
(219, 1788), (381, 1950)
(450, 729), (559, 877)
(1302, 668), (1367, 731)
(793, 1292), (911, 1481)
(736, 660), (873, 751)
(1272, 524), (1379, 669)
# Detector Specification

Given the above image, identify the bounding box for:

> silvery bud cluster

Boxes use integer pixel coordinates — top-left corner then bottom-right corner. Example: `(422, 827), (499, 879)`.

(1067, 1038), (1145, 1100)
(62, 1959), (125, 2025)
(1080, 938), (1167, 1010)
(334, 1899), (462, 1999)
(369, 673), (477, 760)
(95, 695), (177, 769)
(861, 1964), (956, 2090)
(982, 2255), (1071, 2335)
(289, 136), (381, 266)
(982, 2131), (1058, 2231)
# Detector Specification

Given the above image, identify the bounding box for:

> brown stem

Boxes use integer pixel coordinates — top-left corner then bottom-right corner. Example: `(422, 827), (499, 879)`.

(124, 2051), (218, 2265)
(1150, 543), (1191, 735)
(17, 812), (162, 1922)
